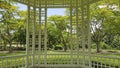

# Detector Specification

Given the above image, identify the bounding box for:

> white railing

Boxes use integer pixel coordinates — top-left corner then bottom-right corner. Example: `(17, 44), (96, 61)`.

(0, 53), (120, 68)
(0, 54), (26, 68)
(90, 53), (120, 68)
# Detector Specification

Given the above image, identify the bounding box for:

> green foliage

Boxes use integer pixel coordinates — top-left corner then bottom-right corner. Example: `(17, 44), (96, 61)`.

(47, 22), (61, 48)
(0, 1), (27, 51)
(111, 35), (120, 49)
(91, 0), (120, 52)
(54, 44), (63, 50)
(100, 42), (112, 49)
(91, 43), (96, 49)
(0, 1), (19, 51)
(48, 15), (70, 51)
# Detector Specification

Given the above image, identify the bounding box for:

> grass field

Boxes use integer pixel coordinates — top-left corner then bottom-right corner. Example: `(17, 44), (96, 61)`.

(0, 50), (120, 68)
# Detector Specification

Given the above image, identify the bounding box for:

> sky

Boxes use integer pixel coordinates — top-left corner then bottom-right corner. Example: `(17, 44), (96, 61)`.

(16, 3), (66, 17)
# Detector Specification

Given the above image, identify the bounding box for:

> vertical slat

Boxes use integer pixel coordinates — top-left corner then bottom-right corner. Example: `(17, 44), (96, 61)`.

(0, 57), (1, 67)
(38, 0), (41, 65)
(14, 57), (15, 68)
(105, 62), (106, 68)
(100, 57), (102, 68)
(81, 0), (85, 67)
(44, 0), (47, 65)
(101, 57), (103, 68)
(76, 0), (79, 65)
(32, 0), (36, 66)
(10, 58), (12, 68)
(97, 58), (99, 68)
(70, 0), (73, 64)
(118, 58), (120, 68)
(6, 58), (8, 68)
(87, 0), (92, 68)
(26, 0), (30, 68)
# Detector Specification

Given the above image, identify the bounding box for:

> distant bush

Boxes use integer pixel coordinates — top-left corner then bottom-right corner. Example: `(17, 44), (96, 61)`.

(13, 47), (26, 51)
(101, 42), (112, 49)
(0, 46), (4, 51)
(91, 43), (96, 49)
(54, 44), (63, 50)
(0, 46), (9, 51)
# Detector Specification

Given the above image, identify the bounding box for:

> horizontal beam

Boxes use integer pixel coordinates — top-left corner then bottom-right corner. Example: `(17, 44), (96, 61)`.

(12, 0), (103, 8)
(31, 64), (84, 68)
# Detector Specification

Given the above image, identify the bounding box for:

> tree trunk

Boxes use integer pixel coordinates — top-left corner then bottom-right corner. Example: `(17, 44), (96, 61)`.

(16, 42), (19, 48)
(96, 42), (100, 53)
(63, 44), (67, 52)
(9, 42), (12, 52)
(3, 41), (7, 50)
(63, 40), (67, 52)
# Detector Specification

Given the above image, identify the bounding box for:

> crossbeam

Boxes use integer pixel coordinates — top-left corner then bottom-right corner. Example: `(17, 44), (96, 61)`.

(12, 0), (102, 8)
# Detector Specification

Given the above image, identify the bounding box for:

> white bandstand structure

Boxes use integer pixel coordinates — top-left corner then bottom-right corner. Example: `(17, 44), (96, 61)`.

(0, 0), (120, 68)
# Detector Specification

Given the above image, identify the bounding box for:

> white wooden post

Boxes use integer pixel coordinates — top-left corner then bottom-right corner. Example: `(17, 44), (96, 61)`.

(70, 0), (73, 64)
(26, 0), (30, 67)
(87, 0), (92, 68)
(44, 0), (47, 65)
(38, 0), (41, 65)
(81, 0), (86, 67)
(32, 0), (36, 66)
(76, 0), (79, 64)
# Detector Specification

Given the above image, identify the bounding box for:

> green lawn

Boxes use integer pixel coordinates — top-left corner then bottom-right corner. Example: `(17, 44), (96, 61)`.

(0, 50), (120, 68)
(0, 51), (25, 56)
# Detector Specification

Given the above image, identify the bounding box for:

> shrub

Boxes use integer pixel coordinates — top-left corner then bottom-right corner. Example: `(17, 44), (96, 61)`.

(101, 42), (112, 49)
(91, 43), (96, 49)
(54, 44), (63, 50)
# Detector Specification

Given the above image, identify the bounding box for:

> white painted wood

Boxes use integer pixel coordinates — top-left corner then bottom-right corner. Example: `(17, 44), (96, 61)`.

(1, 0), (119, 68)
(13, 0), (102, 8)
(38, 0), (41, 65)
(26, 0), (30, 68)
(86, 0), (92, 68)
(44, 0), (47, 65)
(81, 0), (86, 67)
(32, 0), (36, 66)
(76, 0), (79, 65)
(70, 0), (73, 65)
(33, 64), (84, 68)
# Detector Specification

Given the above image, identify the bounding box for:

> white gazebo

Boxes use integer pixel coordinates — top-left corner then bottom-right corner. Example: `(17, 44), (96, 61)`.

(24, 0), (92, 67)
(0, 0), (120, 68)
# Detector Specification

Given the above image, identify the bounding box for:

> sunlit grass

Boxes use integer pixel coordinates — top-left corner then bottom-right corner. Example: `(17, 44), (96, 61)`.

(0, 50), (120, 68)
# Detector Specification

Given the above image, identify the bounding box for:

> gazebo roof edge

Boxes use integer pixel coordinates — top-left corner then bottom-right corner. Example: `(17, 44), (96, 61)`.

(13, 0), (102, 8)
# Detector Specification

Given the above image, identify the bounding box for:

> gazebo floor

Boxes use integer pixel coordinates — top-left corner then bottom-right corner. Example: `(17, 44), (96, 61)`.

(29, 64), (85, 68)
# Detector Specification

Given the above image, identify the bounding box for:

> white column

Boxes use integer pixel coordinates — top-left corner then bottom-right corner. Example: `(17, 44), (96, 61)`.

(32, 0), (36, 66)
(70, 0), (73, 64)
(38, 0), (41, 65)
(76, 0), (79, 65)
(87, 0), (92, 68)
(44, 0), (47, 65)
(81, 0), (86, 67)
(26, 0), (30, 68)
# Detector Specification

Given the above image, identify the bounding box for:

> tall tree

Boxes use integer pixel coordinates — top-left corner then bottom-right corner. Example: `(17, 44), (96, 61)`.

(0, 0), (19, 52)
(91, 0), (120, 52)
(14, 11), (27, 47)
(48, 15), (69, 51)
